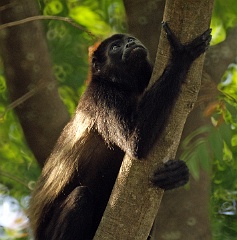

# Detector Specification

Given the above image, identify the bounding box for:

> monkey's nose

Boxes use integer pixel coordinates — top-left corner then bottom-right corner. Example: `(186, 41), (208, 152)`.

(126, 40), (135, 48)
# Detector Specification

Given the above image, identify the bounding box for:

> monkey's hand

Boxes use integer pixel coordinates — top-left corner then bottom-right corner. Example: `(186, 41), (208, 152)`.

(162, 21), (212, 62)
(151, 159), (189, 190)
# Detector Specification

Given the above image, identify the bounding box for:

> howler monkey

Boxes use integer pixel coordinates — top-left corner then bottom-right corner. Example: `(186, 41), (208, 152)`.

(29, 23), (211, 240)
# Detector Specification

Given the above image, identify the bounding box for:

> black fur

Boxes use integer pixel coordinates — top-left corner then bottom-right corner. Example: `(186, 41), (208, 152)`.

(29, 23), (211, 240)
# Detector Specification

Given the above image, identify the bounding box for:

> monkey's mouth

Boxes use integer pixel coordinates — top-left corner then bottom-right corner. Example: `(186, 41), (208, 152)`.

(124, 45), (147, 61)
(130, 45), (146, 54)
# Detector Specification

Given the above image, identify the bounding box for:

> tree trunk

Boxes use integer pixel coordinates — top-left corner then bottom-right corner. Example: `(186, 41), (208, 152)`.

(93, 0), (213, 239)
(0, 0), (70, 167)
(123, 1), (237, 239)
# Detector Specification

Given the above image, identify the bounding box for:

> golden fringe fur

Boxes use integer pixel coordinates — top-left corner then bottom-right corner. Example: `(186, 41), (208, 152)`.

(28, 110), (94, 235)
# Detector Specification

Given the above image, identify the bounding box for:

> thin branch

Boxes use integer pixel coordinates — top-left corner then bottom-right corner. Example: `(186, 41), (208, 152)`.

(0, 1), (17, 11)
(0, 169), (29, 189)
(0, 80), (48, 119)
(0, 15), (97, 40)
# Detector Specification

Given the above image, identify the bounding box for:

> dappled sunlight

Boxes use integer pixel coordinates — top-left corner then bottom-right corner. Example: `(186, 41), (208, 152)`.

(0, 195), (29, 240)
(0, 195), (29, 239)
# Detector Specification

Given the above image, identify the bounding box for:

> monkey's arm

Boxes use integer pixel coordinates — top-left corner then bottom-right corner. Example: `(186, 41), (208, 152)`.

(134, 23), (211, 158)
(89, 23), (211, 160)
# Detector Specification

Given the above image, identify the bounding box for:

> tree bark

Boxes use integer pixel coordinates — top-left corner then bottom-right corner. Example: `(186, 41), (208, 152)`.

(123, 0), (237, 239)
(93, 0), (213, 239)
(0, 0), (70, 167)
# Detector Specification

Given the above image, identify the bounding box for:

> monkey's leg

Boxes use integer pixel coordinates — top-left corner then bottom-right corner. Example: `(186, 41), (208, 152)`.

(48, 186), (95, 240)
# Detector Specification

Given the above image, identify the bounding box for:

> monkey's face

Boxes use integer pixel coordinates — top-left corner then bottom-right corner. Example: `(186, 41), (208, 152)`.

(91, 34), (152, 94)
(92, 34), (149, 75)
(107, 35), (148, 63)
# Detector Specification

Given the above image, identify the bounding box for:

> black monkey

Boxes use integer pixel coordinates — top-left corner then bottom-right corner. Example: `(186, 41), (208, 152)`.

(29, 23), (211, 240)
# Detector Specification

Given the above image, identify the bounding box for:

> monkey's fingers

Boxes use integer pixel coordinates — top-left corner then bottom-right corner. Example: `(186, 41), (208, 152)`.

(162, 21), (182, 50)
(151, 159), (189, 190)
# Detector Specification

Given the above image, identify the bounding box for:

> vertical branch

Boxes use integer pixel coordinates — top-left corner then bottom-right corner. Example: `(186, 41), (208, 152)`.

(93, 0), (214, 239)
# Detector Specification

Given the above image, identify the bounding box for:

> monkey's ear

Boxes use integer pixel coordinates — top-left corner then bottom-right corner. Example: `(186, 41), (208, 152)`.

(88, 41), (101, 73)
(92, 57), (101, 72)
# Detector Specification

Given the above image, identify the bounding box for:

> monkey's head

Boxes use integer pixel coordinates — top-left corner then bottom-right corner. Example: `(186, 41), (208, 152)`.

(91, 34), (153, 93)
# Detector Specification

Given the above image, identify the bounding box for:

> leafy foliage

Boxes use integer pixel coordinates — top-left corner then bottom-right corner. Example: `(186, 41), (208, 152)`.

(211, 64), (237, 240)
(181, 50), (237, 240)
(40, 0), (126, 113)
(211, 0), (237, 45)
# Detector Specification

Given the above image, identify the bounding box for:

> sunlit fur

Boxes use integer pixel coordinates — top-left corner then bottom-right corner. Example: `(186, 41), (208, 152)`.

(29, 111), (93, 232)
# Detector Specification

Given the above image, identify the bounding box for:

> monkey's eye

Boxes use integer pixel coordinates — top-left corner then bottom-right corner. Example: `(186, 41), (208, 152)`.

(111, 44), (120, 51)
